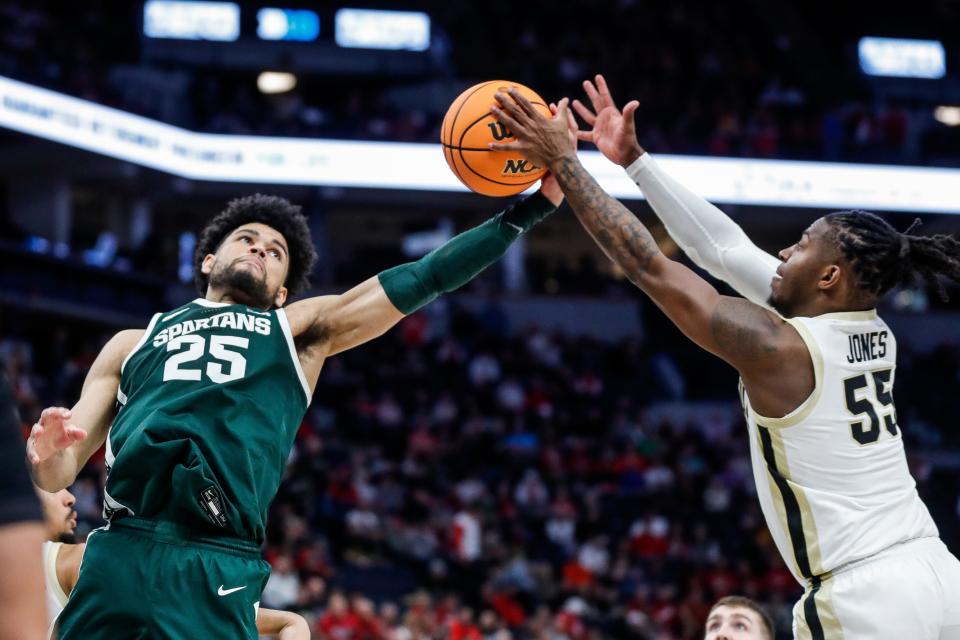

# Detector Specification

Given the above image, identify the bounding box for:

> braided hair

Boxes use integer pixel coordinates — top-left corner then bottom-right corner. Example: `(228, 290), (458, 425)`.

(824, 210), (960, 301)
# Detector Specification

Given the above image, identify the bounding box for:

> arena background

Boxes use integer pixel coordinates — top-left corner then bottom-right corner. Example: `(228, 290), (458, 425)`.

(2, 1), (960, 638)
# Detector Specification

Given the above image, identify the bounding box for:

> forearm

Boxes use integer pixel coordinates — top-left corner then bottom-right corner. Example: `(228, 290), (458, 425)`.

(378, 190), (557, 314)
(552, 156), (662, 285)
(0, 523), (47, 640)
(30, 448), (80, 492)
(625, 153), (779, 307)
(257, 608), (309, 638)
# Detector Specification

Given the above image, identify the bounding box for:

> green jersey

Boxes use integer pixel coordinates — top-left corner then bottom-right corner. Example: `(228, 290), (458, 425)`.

(105, 298), (311, 543)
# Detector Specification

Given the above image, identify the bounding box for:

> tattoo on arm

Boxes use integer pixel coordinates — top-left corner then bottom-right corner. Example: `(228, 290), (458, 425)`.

(554, 156), (660, 283)
(710, 297), (781, 364)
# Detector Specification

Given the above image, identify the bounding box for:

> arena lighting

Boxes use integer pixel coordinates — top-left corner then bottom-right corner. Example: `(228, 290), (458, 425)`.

(858, 37), (946, 79)
(934, 106), (960, 127)
(334, 8), (430, 51)
(257, 71), (297, 94)
(256, 8), (320, 42)
(1, 74), (960, 213)
(143, 0), (240, 41)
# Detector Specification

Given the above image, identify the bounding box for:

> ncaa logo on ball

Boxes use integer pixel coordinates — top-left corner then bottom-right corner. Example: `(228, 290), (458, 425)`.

(502, 159), (540, 176)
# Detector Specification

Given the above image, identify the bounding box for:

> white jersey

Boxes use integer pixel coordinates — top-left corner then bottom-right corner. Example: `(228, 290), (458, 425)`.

(741, 309), (939, 587)
(42, 540), (69, 636)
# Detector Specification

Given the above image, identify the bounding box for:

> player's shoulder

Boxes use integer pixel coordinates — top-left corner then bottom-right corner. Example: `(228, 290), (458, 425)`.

(110, 328), (148, 354)
(57, 541), (84, 568)
(55, 542), (84, 596)
(283, 295), (339, 335)
(95, 326), (151, 372)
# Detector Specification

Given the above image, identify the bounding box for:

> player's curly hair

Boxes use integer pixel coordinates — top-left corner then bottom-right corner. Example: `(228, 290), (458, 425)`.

(824, 210), (960, 301)
(194, 194), (318, 299)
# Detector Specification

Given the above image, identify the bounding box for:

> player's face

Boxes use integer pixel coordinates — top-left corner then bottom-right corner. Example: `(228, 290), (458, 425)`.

(38, 488), (77, 542)
(769, 218), (838, 317)
(704, 605), (767, 640)
(202, 223), (290, 309)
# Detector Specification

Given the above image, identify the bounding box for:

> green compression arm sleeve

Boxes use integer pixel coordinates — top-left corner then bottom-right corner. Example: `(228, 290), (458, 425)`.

(378, 190), (557, 314)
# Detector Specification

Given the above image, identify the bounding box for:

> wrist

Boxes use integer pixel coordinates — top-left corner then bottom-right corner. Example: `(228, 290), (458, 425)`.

(546, 150), (577, 173)
(619, 143), (645, 168)
(538, 183), (563, 207)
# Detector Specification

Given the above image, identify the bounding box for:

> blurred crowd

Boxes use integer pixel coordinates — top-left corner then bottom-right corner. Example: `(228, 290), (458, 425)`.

(0, 1), (957, 165)
(5, 301), (960, 639)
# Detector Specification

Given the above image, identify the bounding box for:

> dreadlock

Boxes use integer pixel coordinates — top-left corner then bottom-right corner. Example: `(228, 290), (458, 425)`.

(824, 210), (960, 301)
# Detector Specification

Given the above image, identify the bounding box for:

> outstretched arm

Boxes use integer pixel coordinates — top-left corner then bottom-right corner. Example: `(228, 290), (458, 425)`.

(491, 91), (812, 416)
(28, 330), (143, 491)
(284, 181), (562, 383)
(572, 75), (779, 308)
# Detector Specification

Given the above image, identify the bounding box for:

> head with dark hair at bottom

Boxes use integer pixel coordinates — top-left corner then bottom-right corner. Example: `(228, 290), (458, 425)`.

(705, 596), (774, 640)
(194, 194), (318, 309)
(768, 210), (960, 318)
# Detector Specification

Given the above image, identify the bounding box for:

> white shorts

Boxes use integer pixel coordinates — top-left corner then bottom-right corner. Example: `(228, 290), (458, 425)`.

(792, 537), (960, 640)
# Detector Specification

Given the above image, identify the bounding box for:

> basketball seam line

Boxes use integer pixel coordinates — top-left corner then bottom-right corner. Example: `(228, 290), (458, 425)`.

(444, 81), (499, 188)
(442, 143), (506, 152)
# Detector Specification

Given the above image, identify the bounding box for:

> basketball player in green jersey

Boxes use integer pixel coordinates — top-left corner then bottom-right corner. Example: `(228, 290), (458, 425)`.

(27, 179), (563, 638)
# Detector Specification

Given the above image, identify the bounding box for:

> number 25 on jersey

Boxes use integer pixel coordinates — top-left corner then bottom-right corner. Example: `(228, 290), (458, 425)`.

(162, 335), (249, 384)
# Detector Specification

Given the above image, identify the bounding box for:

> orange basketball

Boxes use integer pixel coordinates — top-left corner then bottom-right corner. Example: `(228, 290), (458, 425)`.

(441, 80), (550, 197)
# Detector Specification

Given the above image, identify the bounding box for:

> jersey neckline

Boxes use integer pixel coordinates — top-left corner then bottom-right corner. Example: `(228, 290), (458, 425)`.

(808, 309), (877, 321)
(192, 298), (234, 308)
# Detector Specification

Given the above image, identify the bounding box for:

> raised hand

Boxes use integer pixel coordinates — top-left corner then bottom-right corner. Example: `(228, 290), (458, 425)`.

(489, 89), (577, 170)
(26, 407), (87, 465)
(572, 74), (644, 167)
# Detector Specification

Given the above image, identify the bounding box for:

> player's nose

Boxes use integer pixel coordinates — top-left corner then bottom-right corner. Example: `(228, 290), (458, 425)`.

(64, 491), (76, 507)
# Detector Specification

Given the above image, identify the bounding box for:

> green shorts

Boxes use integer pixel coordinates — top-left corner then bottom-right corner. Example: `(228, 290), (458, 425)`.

(56, 516), (270, 640)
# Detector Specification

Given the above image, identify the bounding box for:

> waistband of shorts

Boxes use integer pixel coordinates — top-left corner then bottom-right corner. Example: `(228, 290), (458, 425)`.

(811, 535), (941, 586)
(107, 515), (261, 558)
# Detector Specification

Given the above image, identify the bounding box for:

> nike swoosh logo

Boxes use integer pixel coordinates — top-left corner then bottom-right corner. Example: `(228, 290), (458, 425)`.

(504, 222), (524, 234)
(162, 308), (191, 322)
(217, 585), (246, 596)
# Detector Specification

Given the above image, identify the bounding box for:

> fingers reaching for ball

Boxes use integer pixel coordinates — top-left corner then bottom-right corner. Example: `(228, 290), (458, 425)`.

(441, 80), (549, 196)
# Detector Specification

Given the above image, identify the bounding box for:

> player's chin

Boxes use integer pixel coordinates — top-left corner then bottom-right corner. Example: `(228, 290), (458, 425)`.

(767, 286), (788, 316)
(768, 293), (795, 318)
(234, 261), (266, 278)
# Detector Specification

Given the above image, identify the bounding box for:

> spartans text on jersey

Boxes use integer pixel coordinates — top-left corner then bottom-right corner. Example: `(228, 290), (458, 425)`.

(152, 311), (272, 347)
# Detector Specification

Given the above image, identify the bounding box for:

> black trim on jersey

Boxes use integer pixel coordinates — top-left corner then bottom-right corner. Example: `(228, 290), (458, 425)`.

(757, 425), (814, 578)
(758, 424), (826, 636)
(803, 577), (826, 640)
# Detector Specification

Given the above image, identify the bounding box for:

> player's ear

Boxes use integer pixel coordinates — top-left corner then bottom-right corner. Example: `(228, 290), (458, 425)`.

(200, 254), (216, 276)
(273, 286), (288, 308)
(819, 264), (842, 291)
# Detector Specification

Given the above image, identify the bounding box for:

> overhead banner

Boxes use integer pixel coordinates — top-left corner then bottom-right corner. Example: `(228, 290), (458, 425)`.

(1, 74), (959, 213)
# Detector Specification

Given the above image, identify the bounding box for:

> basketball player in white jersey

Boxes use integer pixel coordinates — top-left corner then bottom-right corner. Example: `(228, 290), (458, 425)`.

(36, 488), (81, 637)
(491, 77), (960, 639)
(35, 488), (310, 638)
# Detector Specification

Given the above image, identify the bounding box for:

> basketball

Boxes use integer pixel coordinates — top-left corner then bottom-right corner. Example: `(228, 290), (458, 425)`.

(441, 80), (550, 197)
